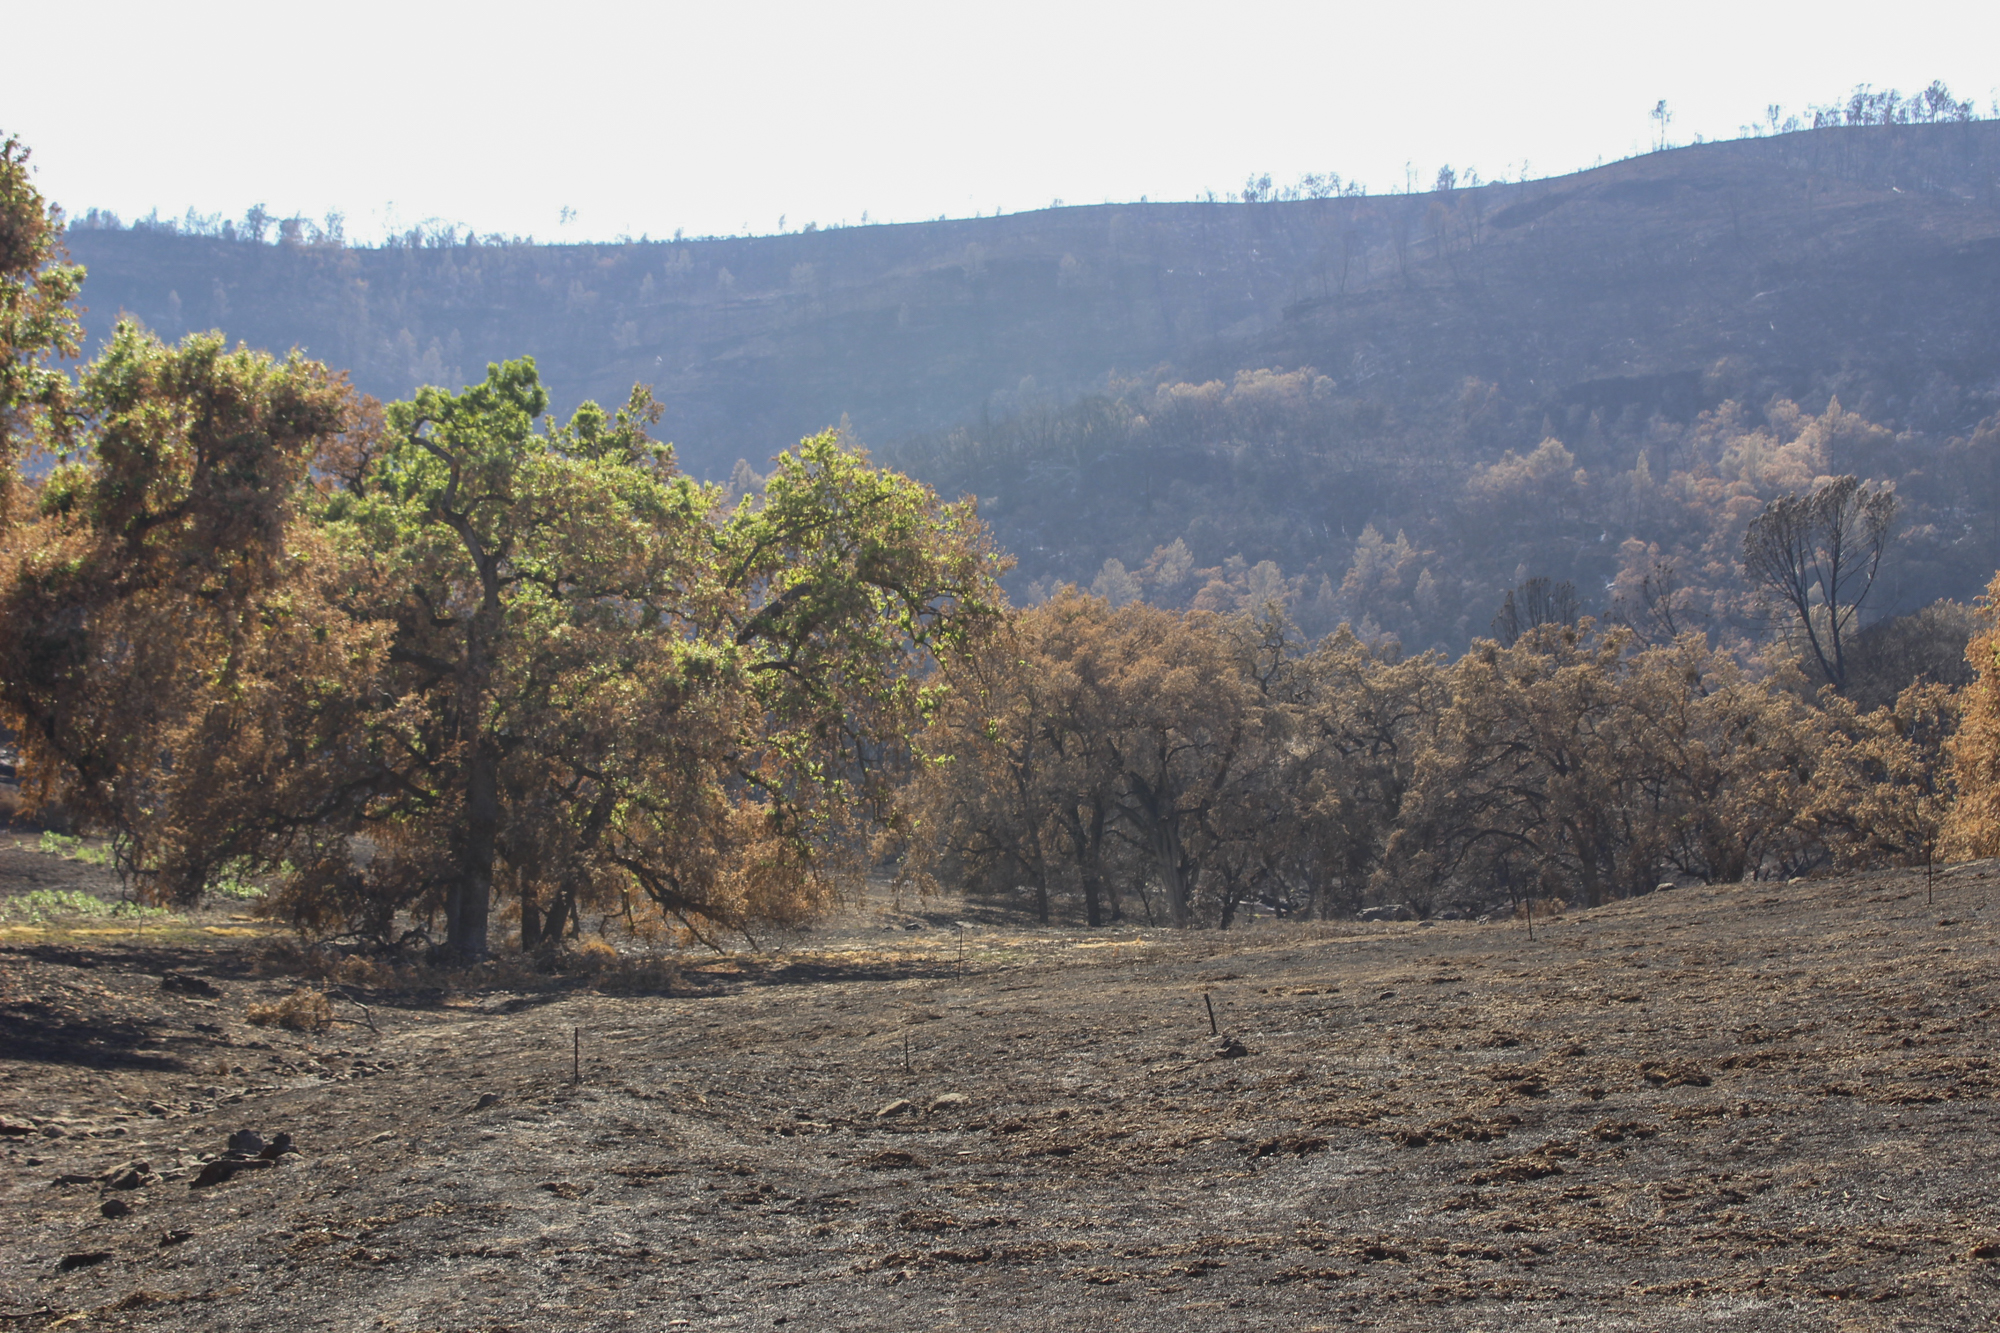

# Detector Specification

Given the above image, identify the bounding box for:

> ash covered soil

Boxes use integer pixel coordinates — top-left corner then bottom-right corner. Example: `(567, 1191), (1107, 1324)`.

(5, 852), (2000, 1331)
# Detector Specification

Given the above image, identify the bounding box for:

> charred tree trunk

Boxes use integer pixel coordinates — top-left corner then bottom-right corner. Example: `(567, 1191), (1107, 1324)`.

(520, 888), (546, 953)
(449, 736), (499, 959)
(442, 554), (504, 961)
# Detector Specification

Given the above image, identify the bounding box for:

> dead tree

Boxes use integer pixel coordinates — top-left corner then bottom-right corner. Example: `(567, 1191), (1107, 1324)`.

(1742, 475), (1896, 693)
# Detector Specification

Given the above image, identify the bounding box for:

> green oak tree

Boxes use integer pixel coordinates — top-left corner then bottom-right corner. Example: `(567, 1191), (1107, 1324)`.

(1, 133), (85, 527)
(301, 358), (1003, 957)
(2, 149), (1002, 958)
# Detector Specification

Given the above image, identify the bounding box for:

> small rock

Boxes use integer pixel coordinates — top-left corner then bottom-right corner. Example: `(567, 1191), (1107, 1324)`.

(875, 1098), (916, 1118)
(158, 1230), (193, 1246)
(144, 1102), (170, 1117)
(103, 1162), (155, 1191)
(190, 1157), (273, 1188)
(0, 1117), (32, 1136)
(1639, 1061), (1711, 1088)
(160, 972), (222, 998)
(856, 1148), (924, 1170)
(99, 1197), (133, 1219)
(927, 1093), (971, 1115)
(56, 1251), (112, 1273)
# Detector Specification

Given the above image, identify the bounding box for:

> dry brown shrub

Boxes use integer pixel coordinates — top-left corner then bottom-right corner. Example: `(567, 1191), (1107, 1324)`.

(480, 952), (546, 990)
(1511, 898), (1567, 920)
(1949, 572), (2000, 857)
(593, 953), (681, 995)
(252, 940), (334, 980)
(246, 988), (333, 1033)
(569, 936), (620, 972)
(332, 955), (405, 988)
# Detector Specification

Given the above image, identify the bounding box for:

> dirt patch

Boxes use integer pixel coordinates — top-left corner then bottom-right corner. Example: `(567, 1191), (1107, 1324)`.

(5, 863), (2000, 1328)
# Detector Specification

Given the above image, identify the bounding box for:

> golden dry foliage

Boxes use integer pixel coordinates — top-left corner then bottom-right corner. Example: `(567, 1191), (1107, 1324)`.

(1, 330), (1001, 956)
(1278, 626), (1449, 917)
(1809, 681), (1957, 869)
(910, 597), (1964, 926)
(246, 988), (334, 1033)
(0, 326), (380, 902)
(1380, 624), (1949, 912)
(1061, 596), (1271, 927)
(1947, 574), (2000, 856)
(896, 601), (1084, 923)
(901, 589), (1278, 927)
(1384, 624), (1656, 910)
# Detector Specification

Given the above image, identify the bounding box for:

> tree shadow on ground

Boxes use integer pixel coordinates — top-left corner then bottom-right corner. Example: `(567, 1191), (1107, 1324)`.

(0, 997), (181, 1070)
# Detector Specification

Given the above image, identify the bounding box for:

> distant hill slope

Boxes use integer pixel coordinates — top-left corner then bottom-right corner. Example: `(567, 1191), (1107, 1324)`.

(65, 122), (2000, 482)
(1245, 121), (2000, 441)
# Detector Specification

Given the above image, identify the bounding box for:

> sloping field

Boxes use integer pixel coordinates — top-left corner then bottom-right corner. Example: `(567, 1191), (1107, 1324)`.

(4, 856), (1999, 1330)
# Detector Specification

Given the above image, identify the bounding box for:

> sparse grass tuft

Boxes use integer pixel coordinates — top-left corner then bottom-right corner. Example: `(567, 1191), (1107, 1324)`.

(3, 888), (110, 920)
(207, 873), (264, 901)
(34, 831), (112, 866)
(0, 889), (177, 924)
(331, 954), (409, 988)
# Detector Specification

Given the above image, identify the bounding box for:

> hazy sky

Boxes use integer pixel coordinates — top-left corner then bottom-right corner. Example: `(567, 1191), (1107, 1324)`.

(9, 1), (1997, 243)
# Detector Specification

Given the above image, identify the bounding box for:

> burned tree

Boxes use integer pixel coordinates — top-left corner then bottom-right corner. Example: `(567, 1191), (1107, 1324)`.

(1742, 476), (1896, 693)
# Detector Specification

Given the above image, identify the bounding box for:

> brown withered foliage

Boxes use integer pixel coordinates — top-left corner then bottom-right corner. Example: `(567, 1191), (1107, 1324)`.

(1948, 573), (2000, 857)
(0, 325), (383, 904)
(0, 148), (1008, 958)
(899, 590), (1277, 929)
(906, 595), (1965, 926)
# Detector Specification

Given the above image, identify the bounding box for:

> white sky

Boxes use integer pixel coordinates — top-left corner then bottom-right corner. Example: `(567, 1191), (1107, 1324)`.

(8, 0), (1998, 243)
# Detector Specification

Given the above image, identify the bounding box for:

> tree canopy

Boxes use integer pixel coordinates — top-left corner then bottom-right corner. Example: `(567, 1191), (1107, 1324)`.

(3, 129), (1997, 945)
(0, 153), (1004, 958)
(0, 134), (84, 525)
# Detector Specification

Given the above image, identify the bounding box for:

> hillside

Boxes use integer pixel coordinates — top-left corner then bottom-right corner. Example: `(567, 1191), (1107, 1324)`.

(5, 857), (2000, 1329)
(65, 123), (2000, 481)
(60, 124), (2000, 647)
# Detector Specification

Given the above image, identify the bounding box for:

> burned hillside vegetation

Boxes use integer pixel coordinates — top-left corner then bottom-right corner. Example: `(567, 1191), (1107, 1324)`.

(7, 92), (2000, 1330)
